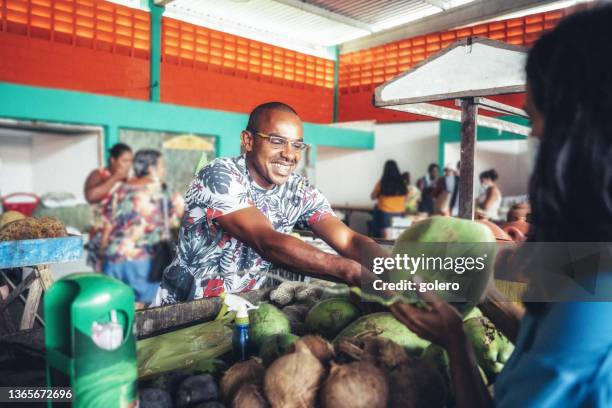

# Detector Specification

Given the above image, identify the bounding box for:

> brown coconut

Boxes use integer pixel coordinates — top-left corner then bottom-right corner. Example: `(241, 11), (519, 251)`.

(220, 357), (265, 403)
(264, 342), (325, 408)
(290, 335), (335, 363)
(361, 336), (410, 371)
(336, 336), (409, 371)
(282, 304), (310, 335)
(320, 361), (388, 408)
(232, 383), (269, 408)
(388, 360), (449, 408)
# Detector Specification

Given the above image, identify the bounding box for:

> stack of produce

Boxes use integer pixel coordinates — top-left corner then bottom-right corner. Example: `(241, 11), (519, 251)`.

(0, 210), (67, 241)
(137, 292), (514, 408)
(137, 217), (515, 407)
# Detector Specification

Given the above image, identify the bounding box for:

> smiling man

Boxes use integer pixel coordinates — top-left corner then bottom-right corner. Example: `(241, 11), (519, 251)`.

(155, 102), (379, 304)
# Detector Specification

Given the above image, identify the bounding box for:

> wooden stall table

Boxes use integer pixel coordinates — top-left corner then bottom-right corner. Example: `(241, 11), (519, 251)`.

(0, 236), (83, 333)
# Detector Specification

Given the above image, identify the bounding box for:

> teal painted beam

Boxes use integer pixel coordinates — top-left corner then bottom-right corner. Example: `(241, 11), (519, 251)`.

(438, 117), (528, 168)
(148, 0), (164, 102)
(304, 123), (373, 150)
(0, 83), (373, 160)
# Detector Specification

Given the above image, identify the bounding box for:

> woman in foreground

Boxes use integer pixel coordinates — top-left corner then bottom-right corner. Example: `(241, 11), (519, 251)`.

(392, 6), (612, 407)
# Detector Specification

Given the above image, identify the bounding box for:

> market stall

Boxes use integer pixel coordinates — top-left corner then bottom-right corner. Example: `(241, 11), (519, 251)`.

(374, 37), (530, 220)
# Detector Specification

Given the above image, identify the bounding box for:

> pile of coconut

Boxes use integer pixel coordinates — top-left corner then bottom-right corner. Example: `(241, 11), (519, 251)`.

(214, 281), (513, 408)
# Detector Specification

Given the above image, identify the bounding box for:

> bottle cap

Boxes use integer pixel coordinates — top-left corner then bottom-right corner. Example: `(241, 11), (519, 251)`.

(235, 303), (250, 326)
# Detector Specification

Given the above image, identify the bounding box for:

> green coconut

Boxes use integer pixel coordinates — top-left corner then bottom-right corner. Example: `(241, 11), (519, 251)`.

(305, 298), (360, 339)
(249, 304), (291, 349)
(320, 284), (351, 301)
(333, 312), (429, 356)
(463, 316), (514, 380)
(389, 216), (497, 315)
(258, 334), (299, 366)
(421, 344), (488, 386)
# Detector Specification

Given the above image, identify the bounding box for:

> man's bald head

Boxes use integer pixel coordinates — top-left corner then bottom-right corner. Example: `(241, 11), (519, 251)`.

(246, 102), (299, 132)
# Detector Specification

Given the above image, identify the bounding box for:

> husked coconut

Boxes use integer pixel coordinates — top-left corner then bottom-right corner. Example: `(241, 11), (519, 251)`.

(220, 358), (265, 403)
(361, 336), (410, 371)
(320, 362), (388, 408)
(336, 335), (409, 371)
(264, 342), (324, 408)
(388, 359), (449, 408)
(232, 384), (269, 408)
(291, 335), (335, 363)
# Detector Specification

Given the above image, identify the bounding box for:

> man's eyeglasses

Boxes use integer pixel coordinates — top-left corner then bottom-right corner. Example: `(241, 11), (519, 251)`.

(248, 130), (309, 151)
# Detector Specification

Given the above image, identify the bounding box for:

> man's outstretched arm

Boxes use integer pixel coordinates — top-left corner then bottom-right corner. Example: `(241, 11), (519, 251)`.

(310, 216), (390, 268)
(216, 208), (361, 285)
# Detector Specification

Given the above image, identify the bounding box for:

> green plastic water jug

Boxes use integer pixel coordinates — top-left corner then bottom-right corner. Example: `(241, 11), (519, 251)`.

(45, 273), (138, 407)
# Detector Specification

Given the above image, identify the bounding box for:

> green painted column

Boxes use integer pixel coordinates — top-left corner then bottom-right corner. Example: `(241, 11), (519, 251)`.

(149, 0), (164, 102)
(332, 45), (340, 123)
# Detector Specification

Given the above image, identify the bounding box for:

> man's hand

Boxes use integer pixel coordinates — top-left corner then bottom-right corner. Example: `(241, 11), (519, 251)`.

(309, 216), (394, 291)
(389, 282), (464, 349)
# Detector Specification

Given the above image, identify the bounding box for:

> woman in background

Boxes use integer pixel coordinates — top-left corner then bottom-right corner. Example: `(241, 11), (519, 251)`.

(102, 149), (184, 305)
(476, 169), (502, 220)
(371, 160), (407, 237)
(83, 142), (132, 272)
(402, 171), (421, 214)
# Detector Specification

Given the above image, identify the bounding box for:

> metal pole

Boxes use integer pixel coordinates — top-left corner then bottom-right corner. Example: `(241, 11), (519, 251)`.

(458, 97), (477, 220)
(332, 45), (340, 123)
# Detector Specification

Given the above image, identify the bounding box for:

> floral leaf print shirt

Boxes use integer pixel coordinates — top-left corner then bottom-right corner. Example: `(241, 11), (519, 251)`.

(156, 155), (335, 304)
(103, 182), (184, 263)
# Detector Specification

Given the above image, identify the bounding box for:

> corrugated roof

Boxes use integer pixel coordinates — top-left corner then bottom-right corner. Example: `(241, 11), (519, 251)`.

(166, 0), (370, 47)
(105, 0), (571, 58)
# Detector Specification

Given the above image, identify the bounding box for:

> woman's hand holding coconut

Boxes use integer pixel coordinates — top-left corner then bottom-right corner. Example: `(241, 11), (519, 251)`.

(390, 281), (493, 408)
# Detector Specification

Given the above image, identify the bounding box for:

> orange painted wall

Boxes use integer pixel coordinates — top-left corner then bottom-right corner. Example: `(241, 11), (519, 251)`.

(0, 0), (333, 123)
(162, 63), (332, 123)
(0, 31), (150, 99)
(337, 7), (575, 123)
(0, 0), (576, 124)
(160, 16), (333, 123)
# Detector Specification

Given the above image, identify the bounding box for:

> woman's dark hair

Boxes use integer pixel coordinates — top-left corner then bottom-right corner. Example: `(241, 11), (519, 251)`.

(526, 5), (612, 243)
(380, 160), (407, 196)
(133, 149), (161, 178)
(524, 6), (612, 314)
(479, 169), (498, 182)
(109, 143), (132, 160)
(428, 163), (439, 173)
